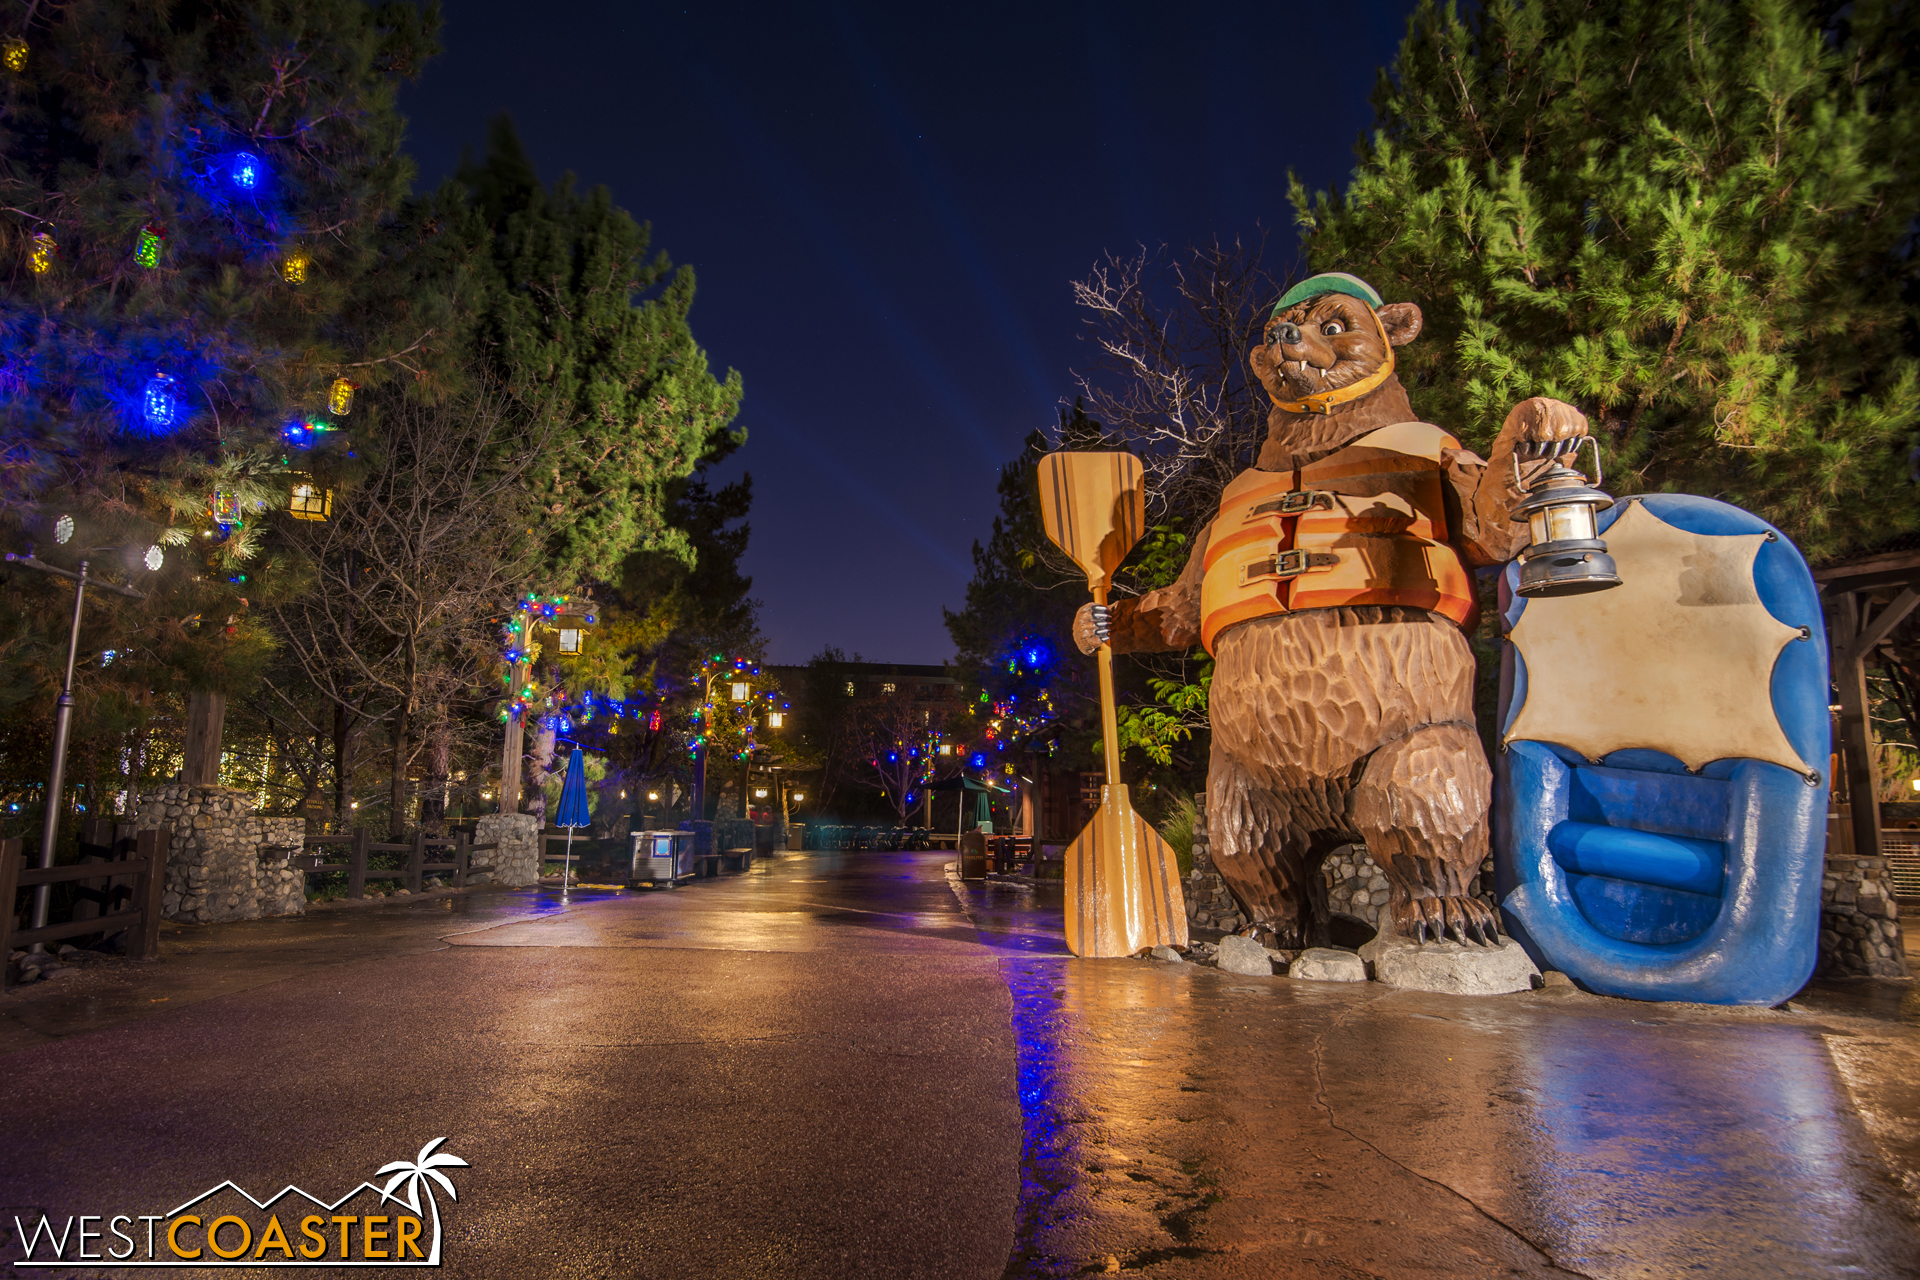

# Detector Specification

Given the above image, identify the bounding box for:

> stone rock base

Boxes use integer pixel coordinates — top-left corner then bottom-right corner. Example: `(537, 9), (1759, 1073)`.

(472, 813), (540, 887)
(136, 785), (305, 924)
(1289, 948), (1367, 982)
(1371, 936), (1539, 995)
(1818, 856), (1908, 978)
(1215, 934), (1273, 976)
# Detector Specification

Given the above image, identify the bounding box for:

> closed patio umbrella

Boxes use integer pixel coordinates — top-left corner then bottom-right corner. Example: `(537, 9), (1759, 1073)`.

(555, 746), (591, 892)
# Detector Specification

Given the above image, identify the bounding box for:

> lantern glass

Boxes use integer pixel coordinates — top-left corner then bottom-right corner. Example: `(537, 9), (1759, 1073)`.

(281, 253), (308, 284)
(134, 224), (164, 268)
(230, 152), (262, 190)
(28, 231), (54, 274)
(1543, 503), (1596, 544)
(730, 682), (750, 702)
(2, 36), (27, 71)
(792, 793), (804, 802)
(754, 788), (768, 799)
(211, 488), (241, 525)
(327, 378), (355, 416)
(557, 628), (584, 655)
(290, 480), (332, 522)
(767, 711), (784, 728)
(142, 374), (178, 428)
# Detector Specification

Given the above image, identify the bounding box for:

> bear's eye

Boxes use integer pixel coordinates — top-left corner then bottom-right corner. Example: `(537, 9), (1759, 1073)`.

(1321, 320), (1346, 336)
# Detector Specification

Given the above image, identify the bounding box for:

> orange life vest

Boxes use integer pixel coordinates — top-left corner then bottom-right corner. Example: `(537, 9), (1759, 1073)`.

(1198, 421), (1477, 654)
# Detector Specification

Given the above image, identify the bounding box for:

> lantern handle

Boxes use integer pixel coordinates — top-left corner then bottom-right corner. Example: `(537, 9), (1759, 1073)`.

(1511, 434), (1602, 491)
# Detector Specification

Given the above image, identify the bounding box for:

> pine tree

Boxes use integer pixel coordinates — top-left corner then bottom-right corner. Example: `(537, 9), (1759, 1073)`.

(455, 117), (744, 588)
(1291, 0), (1920, 557)
(0, 1), (441, 801)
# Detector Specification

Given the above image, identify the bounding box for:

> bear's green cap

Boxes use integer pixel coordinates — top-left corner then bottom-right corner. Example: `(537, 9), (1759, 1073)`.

(1271, 271), (1384, 317)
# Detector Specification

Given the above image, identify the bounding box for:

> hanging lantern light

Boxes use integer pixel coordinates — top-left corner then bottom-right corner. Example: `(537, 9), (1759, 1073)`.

(280, 251), (308, 284)
(210, 488), (241, 528)
(28, 229), (54, 274)
(327, 377), (356, 415)
(134, 223), (166, 268)
(1510, 437), (1623, 598)
(141, 373), (179, 429)
(557, 627), (584, 655)
(2, 36), (26, 72)
(289, 476), (332, 522)
(228, 151), (263, 190)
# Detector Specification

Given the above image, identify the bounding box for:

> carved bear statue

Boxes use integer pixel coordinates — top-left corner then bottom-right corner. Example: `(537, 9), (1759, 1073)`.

(1074, 272), (1587, 946)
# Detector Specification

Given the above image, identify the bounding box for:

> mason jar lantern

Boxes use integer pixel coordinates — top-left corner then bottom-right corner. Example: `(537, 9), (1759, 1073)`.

(1509, 437), (1622, 598)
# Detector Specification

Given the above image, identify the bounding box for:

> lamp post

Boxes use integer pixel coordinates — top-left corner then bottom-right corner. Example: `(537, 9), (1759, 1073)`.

(4, 551), (150, 937)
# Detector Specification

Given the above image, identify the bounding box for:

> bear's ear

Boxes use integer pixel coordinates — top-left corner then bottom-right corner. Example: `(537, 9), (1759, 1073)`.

(1377, 301), (1423, 347)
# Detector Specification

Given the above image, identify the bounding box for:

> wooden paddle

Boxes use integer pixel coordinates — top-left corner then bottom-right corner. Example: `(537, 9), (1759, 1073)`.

(1036, 452), (1189, 958)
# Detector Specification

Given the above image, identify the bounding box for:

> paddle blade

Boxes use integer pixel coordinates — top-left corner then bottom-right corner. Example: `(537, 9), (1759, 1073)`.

(1037, 452), (1147, 591)
(1062, 783), (1190, 958)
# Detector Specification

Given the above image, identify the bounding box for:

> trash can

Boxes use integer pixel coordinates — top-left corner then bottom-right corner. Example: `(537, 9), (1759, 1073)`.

(628, 830), (695, 888)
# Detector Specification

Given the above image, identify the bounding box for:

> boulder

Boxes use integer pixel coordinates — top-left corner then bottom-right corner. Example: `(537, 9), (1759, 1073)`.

(1215, 934), (1274, 976)
(1288, 948), (1367, 982)
(1373, 937), (1539, 995)
(1150, 945), (1185, 964)
(1357, 931), (1416, 976)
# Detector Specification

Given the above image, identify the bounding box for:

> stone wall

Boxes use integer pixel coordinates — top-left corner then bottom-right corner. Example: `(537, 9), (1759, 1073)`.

(1818, 855), (1909, 979)
(1187, 807), (1499, 937)
(135, 785), (306, 924)
(471, 813), (540, 887)
(1183, 802), (1250, 934)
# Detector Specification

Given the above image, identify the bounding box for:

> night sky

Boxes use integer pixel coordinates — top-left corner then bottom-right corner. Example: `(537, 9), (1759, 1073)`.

(399, 1), (1419, 663)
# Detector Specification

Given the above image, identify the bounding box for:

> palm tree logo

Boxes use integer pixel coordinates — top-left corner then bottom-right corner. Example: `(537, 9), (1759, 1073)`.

(376, 1137), (469, 1264)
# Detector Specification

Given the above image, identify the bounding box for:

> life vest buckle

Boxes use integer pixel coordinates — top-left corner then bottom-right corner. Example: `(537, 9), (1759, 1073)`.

(1238, 548), (1340, 586)
(1250, 490), (1335, 518)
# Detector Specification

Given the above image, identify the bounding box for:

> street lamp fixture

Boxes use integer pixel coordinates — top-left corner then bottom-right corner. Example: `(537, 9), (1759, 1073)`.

(766, 711), (783, 728)
(3, 548), (151, 940)
(730, 681), (750, 702)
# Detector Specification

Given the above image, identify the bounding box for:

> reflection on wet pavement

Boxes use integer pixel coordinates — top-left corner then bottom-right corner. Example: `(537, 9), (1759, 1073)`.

(945, 877), (1920, 1278)
(5, 846), (1915, 1277)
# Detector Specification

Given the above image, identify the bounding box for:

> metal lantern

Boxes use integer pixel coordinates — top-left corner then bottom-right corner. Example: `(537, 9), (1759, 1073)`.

(766, 711), (784, 728)
(280, 251), (309, 284)
(730, 681), (750, 702)
(1510, 437), (1622, 598)
(28, 230), (54, 274)
(134, 223), (165, 268)
(557, 627), (584, 655)
(327, 377), (356, 416)
(290, 478), (332, 522)
(210, 488), (241, 527)
(3, 36), (26, 72)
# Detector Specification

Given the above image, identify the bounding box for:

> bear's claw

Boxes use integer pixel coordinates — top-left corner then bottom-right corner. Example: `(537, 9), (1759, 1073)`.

(1403, 895), (1499, 946)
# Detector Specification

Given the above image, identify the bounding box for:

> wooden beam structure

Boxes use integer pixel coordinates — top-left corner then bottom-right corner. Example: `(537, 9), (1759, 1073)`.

(1816, 548), (1920, 864)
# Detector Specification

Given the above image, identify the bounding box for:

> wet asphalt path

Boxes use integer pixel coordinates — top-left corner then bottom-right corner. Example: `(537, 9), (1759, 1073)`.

(2, 849), (1917, 1278)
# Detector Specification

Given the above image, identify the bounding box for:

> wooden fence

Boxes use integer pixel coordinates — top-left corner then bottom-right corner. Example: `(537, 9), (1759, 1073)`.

(293, 827), (493, 899)
(0, 826), (171, 988)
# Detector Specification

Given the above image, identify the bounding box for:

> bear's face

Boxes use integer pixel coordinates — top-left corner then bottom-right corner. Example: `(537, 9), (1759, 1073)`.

(1248, 294), (1423, 407)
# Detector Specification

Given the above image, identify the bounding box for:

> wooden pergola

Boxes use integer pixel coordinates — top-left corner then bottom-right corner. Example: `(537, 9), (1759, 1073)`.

(1813, 540), (1920, 862)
